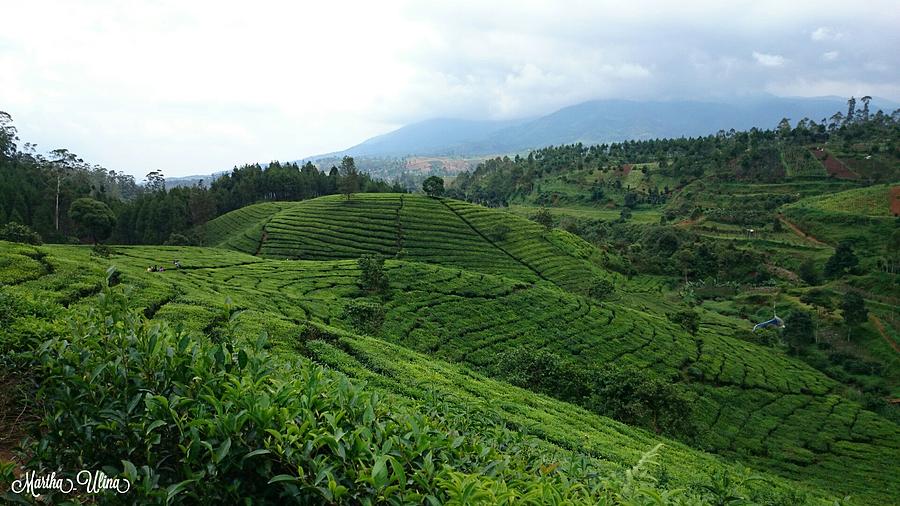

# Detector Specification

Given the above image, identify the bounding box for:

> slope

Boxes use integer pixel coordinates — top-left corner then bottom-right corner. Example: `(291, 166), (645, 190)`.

(1, 241), (848, 504)
(200, 196), (900, 502)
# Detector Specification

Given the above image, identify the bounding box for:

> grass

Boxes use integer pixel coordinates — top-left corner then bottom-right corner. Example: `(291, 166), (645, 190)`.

(792, 184), (897, 217)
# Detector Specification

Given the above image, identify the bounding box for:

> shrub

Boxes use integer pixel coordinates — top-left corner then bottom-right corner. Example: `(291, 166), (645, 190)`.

(531, 207), (553, 230)
(357, 254), (388, 294)
(341, 299), (385, 334)
(0, 222), (42, 245)
(668, 310), (700, 335)
(16, 274), (700, 504)
(163, 232), (198, 246)
(91, 243), (114, 258)
(586, 366), (697, 438)
(486, 223), (510, 242)
(587, 277), (615, 300)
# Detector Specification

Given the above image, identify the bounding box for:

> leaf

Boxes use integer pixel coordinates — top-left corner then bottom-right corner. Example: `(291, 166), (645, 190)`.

(214, 437), (232, 463)
(242, 449), (271, 461)
(146, 420), (167, 434)
(268, 474), (300, 485)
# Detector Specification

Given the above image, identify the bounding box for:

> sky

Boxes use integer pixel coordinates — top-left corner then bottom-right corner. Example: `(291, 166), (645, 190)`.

(1, 0), (898, 178)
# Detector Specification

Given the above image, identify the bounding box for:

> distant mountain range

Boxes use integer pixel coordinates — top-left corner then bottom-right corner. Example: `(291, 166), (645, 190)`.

(304, 95), (898, 161)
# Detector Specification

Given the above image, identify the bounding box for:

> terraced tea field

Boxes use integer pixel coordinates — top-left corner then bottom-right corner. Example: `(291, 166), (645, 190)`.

(2, 194), (899, 503)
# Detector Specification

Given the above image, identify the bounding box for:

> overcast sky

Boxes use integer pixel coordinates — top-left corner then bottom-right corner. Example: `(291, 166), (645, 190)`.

(1, 1), (898, 178)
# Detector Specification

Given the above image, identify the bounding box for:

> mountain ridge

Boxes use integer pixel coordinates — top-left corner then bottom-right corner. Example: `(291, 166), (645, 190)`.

(302, 96), (899, 161)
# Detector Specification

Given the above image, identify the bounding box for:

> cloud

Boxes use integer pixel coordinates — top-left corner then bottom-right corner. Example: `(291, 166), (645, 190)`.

(753, 52), (787, 67)
(0, 0), (897, 176)
(811, 26), (844, 41)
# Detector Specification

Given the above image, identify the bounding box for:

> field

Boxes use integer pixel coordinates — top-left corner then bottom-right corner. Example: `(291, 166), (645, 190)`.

(195, 194), (900, 502)
(0, 240), (847, 505)
(3, 194), (900, 503)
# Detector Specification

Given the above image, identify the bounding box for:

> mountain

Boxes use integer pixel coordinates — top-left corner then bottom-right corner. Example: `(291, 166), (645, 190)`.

(306, 96), (898, 160)
(309, 117), (527, 159)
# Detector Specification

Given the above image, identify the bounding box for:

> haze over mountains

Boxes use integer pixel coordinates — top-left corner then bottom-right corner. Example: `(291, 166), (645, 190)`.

(306, 95), (897, 161)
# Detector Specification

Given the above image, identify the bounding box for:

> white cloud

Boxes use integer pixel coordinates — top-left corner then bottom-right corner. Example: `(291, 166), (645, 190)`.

(0, 0), (897, 176)
(822, 51), (839, 61)
(752, 52), (786, 67)
(811, 26), (844, 41)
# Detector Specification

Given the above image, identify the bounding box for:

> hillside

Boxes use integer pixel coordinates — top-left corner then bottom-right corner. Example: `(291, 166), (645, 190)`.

(2, 240), (854, 504)
(189, 194), (900, 503)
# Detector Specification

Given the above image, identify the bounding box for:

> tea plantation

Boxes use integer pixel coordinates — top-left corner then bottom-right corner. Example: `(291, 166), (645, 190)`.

(1, 194), (899, 503)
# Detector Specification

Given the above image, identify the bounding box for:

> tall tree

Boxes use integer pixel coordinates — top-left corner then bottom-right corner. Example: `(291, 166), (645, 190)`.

(846, 96), (857, 124)
(824, 241), (859, 278)
(860, 95), (872, 122)
(69, 197), (116, 244)
(422, 176), (444, 197)
(338, 156), (359, 200)
(841, 292), (868, 341)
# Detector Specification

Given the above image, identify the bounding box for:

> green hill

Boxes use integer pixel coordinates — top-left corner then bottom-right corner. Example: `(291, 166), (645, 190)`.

(188, 194), (900, 503)
(3, 194), (899, 503)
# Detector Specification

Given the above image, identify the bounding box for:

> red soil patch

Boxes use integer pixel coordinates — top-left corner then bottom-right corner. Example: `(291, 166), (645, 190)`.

(809, 148), (858, 179)
(890, 186), (900, 217)
(619, 164), (633, 176)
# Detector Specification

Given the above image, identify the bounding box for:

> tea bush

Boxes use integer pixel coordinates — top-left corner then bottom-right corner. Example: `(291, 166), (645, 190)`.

(14, 271), (730, 505)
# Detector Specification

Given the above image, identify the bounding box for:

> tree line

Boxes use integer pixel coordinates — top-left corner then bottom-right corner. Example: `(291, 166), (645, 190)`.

(0, 112), (402, 245)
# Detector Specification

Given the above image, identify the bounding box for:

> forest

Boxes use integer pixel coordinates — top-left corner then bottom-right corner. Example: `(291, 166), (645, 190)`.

(0, 111), (403, 246)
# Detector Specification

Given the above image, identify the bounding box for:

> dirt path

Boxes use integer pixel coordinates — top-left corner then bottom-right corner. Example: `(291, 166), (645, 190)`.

(869, 314), (900, 356)
(777, 214), (829, 247)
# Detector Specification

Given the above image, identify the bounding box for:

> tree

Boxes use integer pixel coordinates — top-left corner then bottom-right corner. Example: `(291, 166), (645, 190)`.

(338, 156), (359, 200)
(824, 241), (859, 278)
(798, 259), (820, 285)
(669, 309), (699, 335)
(357, 254), (388, 294)
(587, 366), (696, 437)
(144, 170), (166, 193)
(846, 96), (857, 124)
(587, 277), (615, 300)
(783, 311), (814, 352)
(860, 95), (872, 122)
(422, 176), (444, 197)
(841, 292), (868, 341)
(623, 191), (638, 209)
(69, 197), (116, 244)
(532, 207), (553, 230)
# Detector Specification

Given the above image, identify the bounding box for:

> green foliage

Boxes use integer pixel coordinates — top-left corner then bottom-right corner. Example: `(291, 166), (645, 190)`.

(783, 311), (815, 351)
(342, 299), (385, 334)
(587, 277), (615, 300)
(90, 243), (114, 258)
(492, 348), (696, 438)
(668, 309), (700, 335)
(840, 292), (868, 339)
(338, 156), (360, 200)
(798, 259), (820, 285)
(824, 241), (859, 278)
(10, 274), (749, 505)
(486, 223), (510, 241)
(357, 254), (388, 294)
(587, 366), (696, 437)
(422, 176), (445, 197)
(69, 197), (116, 244)
(0, 222), (42, 245)
(532, 207), (553, 230)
